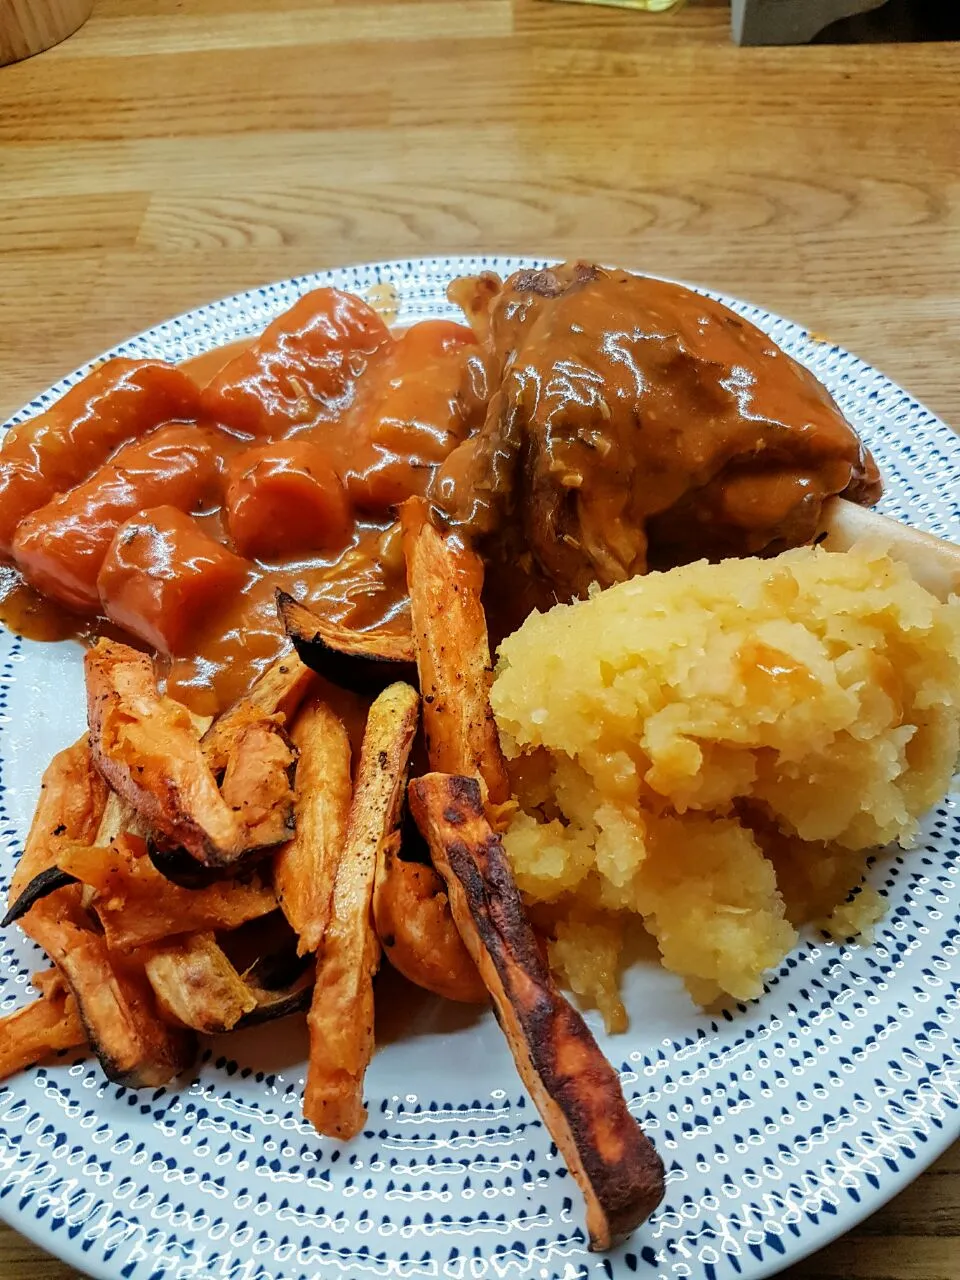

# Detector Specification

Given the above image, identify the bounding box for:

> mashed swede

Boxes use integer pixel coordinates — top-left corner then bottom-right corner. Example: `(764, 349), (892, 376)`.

(491, 544), (960, 1019)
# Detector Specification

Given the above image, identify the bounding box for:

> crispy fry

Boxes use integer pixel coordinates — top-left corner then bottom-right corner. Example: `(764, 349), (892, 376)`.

(273, 697), (353, 955)
(95, 788), (141, 843)
(219, 718), (299, 848)
(409, 774), (665, 1251)
(56, 834), (276, 950)
(144, 933), (258, 1033)
(201, 651), (316, 773)
(27, 892), (195, 1087)
(277, 590), (416, 693)
(238, 954), (315, 1028)
(373, 832), (486, 1003)
(304, 682), (419, 1140)
(2, 866), (79, 929)
(400, 498), (509, 805)
(0, 983), (86, 1081)
(85, 639), (296, 866)
(4, 737), (188, 1084)
(8, 736), (108, 918)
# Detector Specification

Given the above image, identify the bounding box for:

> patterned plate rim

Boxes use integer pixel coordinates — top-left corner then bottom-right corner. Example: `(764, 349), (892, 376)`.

(0, 256), (958, 1280)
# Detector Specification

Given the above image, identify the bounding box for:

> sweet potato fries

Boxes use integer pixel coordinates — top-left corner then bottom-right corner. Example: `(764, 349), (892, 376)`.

(0, 501), (664, 1248)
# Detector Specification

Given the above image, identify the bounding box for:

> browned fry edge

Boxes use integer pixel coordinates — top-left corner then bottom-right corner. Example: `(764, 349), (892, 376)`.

(277, 590), (417, 693)
(400, 496), (510, 805)
(409, 773), (665, 1250)
(304, 681), (420, 1140)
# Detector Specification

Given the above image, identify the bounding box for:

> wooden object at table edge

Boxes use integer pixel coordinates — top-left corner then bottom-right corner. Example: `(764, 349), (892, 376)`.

(0, 0), (92, 66)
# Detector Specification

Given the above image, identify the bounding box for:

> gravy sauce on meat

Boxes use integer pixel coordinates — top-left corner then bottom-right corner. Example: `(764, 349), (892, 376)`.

(433, 264), (881, 599)
(0, 266), (882, 712)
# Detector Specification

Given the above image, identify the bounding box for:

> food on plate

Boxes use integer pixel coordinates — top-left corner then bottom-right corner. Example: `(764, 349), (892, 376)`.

(434, 263), (881, 601)
(273, 695), (353, 955)
(304, 681), (419, 1140)
(400, 495), (511, 807)
(27, 887), (196, 1087)
(2, 262), (958, 1250)
(199, 286), (391, 437)
(54, 835), (276, 949)
(372, 821), (487, 1004)
(86, 639), (296, 866)
(224, 439), (353, 558)
(278, 589), (417, 692)
(818, 494), (960, 601)
(0, 358), (200, 556)
(491, 542), (960, 1013)
(143, 932), (258, 1034)
(13, 425), (230, 613)
(0, 971), (86, 1079)
(409, 773), (666, 1251)
(98, 506), (249, 655)
(0, 290), (486, 712)
(200, 651), (316, 767)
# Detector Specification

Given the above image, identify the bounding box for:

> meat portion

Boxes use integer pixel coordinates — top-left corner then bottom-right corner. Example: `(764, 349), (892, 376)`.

(434, 264), (882, 600)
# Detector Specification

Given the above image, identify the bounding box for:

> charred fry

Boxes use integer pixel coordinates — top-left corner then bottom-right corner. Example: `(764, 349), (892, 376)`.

(304, 681), (420, 1140)
(0, 981), (86, 1081)
(409, 773), (665, 1250)
(85, 639), (296, 867)
(56, 834), (276, 950)
(273, 697), (353, 955)
(144, 933), (257, 1034)
(373, 831), (486, 1003)
(27, 891), (194, 1087)
(236, 951), (315, 1028)
(2, 866), (79, 929)
(277, 591), (417, 693)
(400, 498), (510, 805)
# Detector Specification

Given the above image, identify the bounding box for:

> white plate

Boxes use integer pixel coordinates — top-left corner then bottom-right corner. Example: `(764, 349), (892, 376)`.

(1, 257), (958, 1280)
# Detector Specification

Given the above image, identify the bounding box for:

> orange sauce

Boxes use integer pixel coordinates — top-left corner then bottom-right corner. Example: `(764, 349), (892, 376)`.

(0, 289), (481, 715)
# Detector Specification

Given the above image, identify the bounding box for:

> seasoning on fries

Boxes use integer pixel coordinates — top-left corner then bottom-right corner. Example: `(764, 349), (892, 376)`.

(273, 695), (353, 955)
(400, 496), (510, 805)
(303, 680), (419, 1139)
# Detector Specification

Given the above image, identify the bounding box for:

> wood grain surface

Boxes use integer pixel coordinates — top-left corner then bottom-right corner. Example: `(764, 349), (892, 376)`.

(0, 0), (93, 66)
(0, 1), (957, 1277)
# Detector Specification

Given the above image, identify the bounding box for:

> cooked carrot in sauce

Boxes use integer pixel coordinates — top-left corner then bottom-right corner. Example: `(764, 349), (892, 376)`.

(13, 424), (233, 613)
(201, 288), (391, 437)
(0, 359), (200, 557)
(224, 440), (352, 560)
(335, 319), (486, 514)
(0, 289), (473, 712)
(98, 506), (250, 657)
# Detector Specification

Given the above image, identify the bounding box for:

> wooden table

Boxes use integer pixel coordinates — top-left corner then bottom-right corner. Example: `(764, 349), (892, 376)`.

(0, 1), (957, 1276)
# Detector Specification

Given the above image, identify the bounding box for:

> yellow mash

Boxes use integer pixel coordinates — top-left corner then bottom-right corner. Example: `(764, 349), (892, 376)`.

(491, 544), (960, 1022)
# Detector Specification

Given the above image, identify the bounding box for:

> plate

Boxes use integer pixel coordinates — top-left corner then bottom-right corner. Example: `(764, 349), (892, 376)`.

(1, 256), (958, 1280)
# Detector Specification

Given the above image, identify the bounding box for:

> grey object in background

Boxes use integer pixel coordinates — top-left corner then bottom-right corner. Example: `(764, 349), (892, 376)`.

(732, 0), (889, 44)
